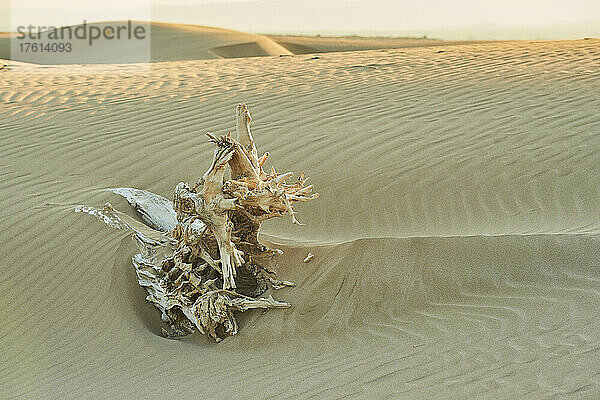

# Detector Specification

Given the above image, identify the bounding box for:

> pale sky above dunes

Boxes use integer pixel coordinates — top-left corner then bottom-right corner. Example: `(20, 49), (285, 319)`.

(3, 0), (600, 39)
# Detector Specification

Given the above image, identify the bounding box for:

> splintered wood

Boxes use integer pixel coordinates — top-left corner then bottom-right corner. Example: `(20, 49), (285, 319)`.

(76, 104), (317, 341)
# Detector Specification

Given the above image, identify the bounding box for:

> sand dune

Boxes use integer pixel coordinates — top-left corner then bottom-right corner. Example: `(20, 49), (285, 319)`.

(0, 22), (492, 64)
(1, 39), (599, 398)
(148, 22), (292, 61)
(0, 22), (292, 63)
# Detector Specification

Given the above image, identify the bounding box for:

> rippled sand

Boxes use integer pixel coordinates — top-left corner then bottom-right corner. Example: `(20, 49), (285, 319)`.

(1, 39), (599, 399)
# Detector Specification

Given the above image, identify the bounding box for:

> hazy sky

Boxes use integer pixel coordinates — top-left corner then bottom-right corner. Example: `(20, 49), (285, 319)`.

(3, 0), (600, 38)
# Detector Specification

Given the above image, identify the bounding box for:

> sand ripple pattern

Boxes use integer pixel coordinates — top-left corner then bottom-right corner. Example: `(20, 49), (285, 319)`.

(1, 40), (599, 399)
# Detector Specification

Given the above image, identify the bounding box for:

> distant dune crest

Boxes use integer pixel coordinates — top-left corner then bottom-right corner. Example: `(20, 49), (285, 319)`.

(0, 21), (489, 64)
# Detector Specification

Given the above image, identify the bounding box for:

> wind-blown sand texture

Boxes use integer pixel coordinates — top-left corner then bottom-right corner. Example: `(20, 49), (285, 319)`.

(1, 39), (599, 399)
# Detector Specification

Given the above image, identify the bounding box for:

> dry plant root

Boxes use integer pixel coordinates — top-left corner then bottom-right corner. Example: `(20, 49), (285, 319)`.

(76, 104), (317, 341)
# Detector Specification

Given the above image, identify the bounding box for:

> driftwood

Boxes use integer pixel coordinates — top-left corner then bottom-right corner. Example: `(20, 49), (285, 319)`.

(76, 104), (317, 341)
(106, 187), (177, 231)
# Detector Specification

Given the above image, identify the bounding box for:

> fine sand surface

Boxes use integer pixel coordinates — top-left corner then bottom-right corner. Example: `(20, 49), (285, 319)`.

(1, 39), (599, 399)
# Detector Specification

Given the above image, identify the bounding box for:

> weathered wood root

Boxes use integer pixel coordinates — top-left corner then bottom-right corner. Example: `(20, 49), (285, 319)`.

(107, 187), (177, 231)
(76, 104), (317, 341)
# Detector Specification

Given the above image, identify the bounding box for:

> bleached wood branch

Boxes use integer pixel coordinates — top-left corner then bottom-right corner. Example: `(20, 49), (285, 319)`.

(107, 187), (177, 231)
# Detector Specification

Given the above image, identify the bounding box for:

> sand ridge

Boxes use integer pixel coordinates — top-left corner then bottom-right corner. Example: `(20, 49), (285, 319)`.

(1, 39), (599, 398)
(268, 34), (491, 54)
